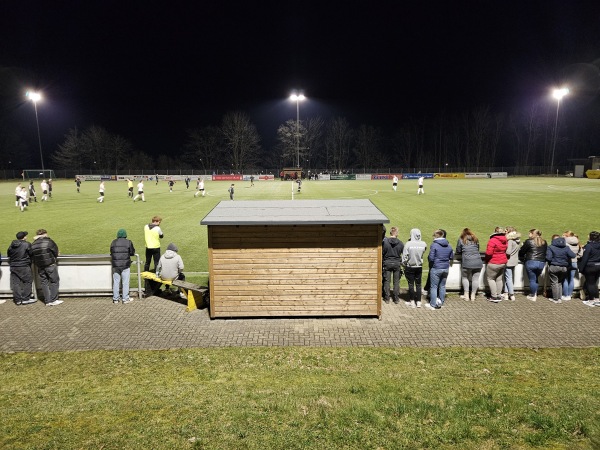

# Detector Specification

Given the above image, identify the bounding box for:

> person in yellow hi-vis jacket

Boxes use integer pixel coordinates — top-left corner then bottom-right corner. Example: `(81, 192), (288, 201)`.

(144, 215), (164, 272)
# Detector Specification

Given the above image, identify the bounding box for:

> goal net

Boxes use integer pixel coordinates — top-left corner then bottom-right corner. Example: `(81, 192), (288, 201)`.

(22, 169), (57, 179)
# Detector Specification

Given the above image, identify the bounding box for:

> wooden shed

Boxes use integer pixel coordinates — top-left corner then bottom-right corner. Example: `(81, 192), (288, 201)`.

(201, 199), (389, 318)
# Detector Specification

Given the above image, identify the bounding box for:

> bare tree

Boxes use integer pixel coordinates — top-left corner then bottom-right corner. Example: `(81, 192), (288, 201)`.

(276, 119), (306, 167)
(184, 125), (223, 170)
(354, 124), (383, 171)
(325, 117), (353, 172)
(221, 111), (261, 173)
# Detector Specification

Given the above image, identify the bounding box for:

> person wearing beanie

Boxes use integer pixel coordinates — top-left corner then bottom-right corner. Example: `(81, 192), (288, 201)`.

(156, 243), (186, 299)
(7, 231), (34, 305)
(31, 228), (62, 306)
(110, 228), (136, 304)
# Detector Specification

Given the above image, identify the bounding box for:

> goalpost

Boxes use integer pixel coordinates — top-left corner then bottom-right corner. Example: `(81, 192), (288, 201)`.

(22, 169), (56, 180)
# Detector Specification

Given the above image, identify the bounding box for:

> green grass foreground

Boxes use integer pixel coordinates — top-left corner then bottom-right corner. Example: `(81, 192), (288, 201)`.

(1, 347), (599, 449)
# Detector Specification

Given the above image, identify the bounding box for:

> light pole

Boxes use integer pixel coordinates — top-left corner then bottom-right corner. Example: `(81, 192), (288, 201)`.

(26, 91), (45, 171)
(290, 91), (305, 168)
(550, 87), (569, 176)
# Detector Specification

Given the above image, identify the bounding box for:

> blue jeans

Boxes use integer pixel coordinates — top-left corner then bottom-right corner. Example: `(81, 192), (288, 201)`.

(429, 268), (449, 307)
(503, 266), (515, 295)
(562, 262), (577, 297)
(525, 260), (546, 295)
(113, 267), (131, 301)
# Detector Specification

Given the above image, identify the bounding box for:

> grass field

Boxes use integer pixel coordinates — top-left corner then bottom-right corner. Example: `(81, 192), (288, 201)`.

(3, 176), (599, 281)
(2, 176), (600, 449)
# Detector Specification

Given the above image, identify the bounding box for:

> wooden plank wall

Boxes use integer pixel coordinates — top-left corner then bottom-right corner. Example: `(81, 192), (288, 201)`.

(207, 224), (383, 318)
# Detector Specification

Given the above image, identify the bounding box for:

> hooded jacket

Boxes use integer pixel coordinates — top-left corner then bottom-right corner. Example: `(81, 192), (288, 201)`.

(455, 236), (483, 270)
(546, 237), (576, 267)
(505, 232), (521, 267)
(382, 236), (404, 267)
(578, 241), (600, 272)
(564, 236), (582, 263)
(402, 229), (427, 268)
(156, 249), (184, 281)
(7, 239), (32, 267)
(144, 223), (163, 249)
(30, 235), (59, 269)
(485, 233), (508, 265)
(428, 238), (454, 270)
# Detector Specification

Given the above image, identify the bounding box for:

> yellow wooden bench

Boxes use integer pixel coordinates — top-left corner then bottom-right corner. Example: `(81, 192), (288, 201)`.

(141, 271), (206, 312)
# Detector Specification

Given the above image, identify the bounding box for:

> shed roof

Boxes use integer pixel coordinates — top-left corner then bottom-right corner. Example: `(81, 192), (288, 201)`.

(201, 199), (389, 225)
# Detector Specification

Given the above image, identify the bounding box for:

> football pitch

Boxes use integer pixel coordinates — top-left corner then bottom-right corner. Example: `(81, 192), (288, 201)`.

(3, 176), (599, 279)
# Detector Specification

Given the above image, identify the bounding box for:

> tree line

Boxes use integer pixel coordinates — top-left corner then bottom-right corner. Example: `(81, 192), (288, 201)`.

(2, 99), (598, 174)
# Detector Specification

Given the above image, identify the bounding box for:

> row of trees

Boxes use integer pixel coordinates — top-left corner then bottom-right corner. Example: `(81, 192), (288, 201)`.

(3, 99), (596, 174)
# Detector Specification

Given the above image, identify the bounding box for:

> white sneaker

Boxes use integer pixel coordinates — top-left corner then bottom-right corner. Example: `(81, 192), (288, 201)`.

(502, 293), (509, 300)
(509, 294), (516, 301)
(425, 304), (437, 310)
(563, 296), (571, 301)
(527, 295), (537, 302)
(582, 300), (597, 307)
(416, 301), (422, 308)
(436, 298), (442, 306)
(46, 300), (63, 306)
(410, 301), (417, 308)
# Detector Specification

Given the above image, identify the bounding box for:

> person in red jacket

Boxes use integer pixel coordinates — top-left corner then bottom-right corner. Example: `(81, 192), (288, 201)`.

(485, 227), (508, 302)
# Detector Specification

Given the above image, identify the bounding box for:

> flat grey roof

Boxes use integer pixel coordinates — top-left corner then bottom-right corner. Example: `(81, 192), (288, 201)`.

(201, 200), (389, 225)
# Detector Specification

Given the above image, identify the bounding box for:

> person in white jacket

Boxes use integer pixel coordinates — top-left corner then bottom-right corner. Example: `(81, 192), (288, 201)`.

(156, 243), (186, 299)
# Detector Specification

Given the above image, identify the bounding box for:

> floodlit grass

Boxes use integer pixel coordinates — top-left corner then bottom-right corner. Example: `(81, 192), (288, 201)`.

(3, 176), (599, 279)
(1, 347), (599, 449)
(2, 176), (600, 449)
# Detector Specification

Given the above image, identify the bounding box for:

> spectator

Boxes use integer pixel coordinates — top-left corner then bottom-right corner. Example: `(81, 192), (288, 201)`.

(382, 227), (404, 305)
(143, 216), (164, 272)
(579, 231), (600, 307)
(519, 229), (548, 302)
(546, 234), (576, 304)
(484, 227), (508, 302)
(455, 228), (483, 302)
(31, 229), (62, 306)
(402, 228), (427, 308)
(562, 231), (582, 301)
(427, 229), (454, 310)
(7, 231), (35, 305)
(156, 243), (187, 299)
(110, 228), (136, 304)
(503, 227), (521, 301)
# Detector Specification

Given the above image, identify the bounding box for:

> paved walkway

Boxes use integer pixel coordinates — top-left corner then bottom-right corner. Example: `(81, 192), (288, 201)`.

(1, 293), (598, 352)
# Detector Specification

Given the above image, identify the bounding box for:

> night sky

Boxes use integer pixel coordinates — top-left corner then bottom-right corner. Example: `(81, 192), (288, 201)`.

(2, 1), (599, 157)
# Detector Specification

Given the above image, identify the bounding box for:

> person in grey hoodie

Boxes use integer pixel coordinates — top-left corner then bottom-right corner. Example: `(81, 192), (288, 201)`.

(402, 228), (427, 308)
(455, 228), (483, 302)
(546, 235), (576, 303)
(503, 227), (521, 301)
(562, 231), (582, 301)
(427, 229), (454, 309)
(382, 227), (404, 304)
(156, 243), (186, 299)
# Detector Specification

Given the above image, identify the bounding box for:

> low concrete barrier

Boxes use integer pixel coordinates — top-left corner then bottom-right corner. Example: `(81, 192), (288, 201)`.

(0, 254), (143, 300)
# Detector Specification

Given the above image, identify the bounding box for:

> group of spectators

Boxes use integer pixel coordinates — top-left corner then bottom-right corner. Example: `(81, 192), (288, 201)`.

(382, 226), (600, 310)
(1, 215), (187, 307)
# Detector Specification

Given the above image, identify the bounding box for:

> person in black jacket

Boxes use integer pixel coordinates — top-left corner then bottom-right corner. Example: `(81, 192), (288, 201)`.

(518, 229), (547, 301)
(110, 228), (136, 304)
(7, 231), (35, 305)
(382, 226), (404, 305)
(31, 229), (62, 306)
(580, 231), (600, 306)
(546, 235), (576, 304)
